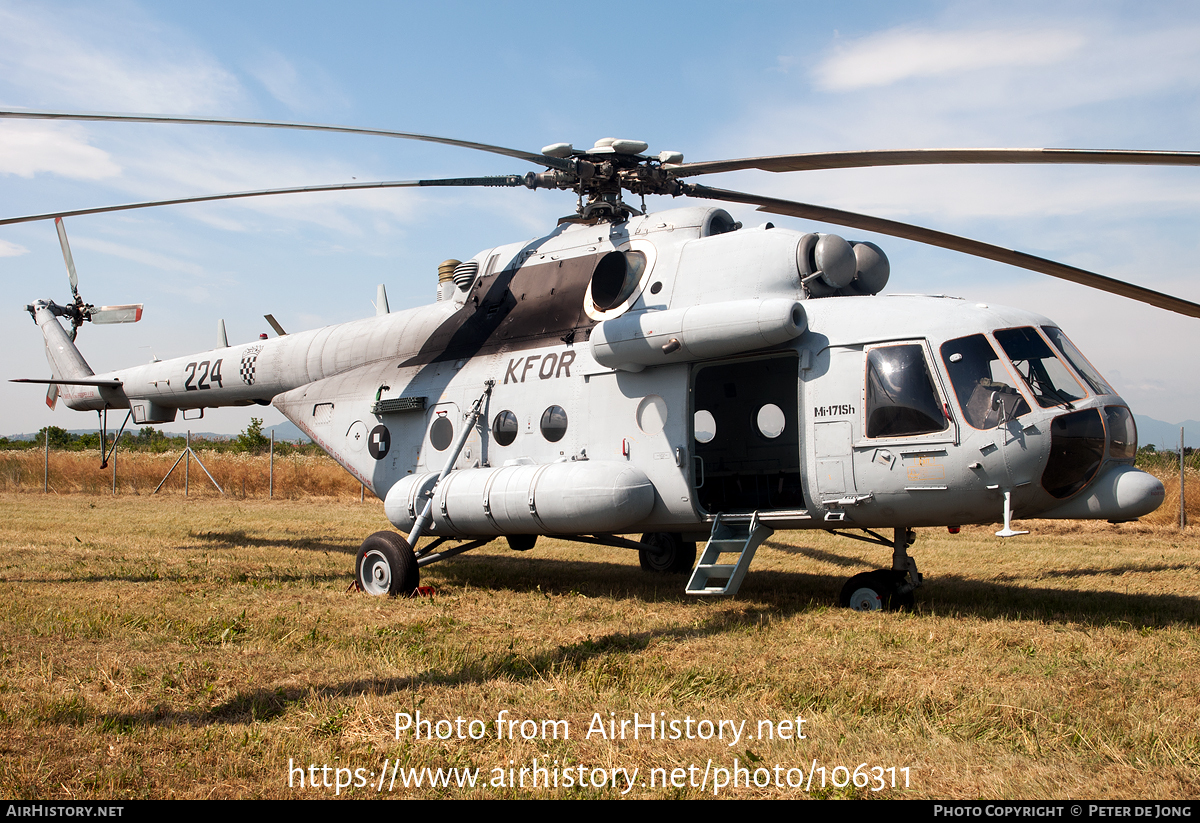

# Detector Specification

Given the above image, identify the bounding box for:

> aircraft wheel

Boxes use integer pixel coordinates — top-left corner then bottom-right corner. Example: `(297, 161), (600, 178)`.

(639, 532), (696, 574)
(356, 531), (418, 597)
(840, 570), (910, 612)
(506, 534), (537, 552)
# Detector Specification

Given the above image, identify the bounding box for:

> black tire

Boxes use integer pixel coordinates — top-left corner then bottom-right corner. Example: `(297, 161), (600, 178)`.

(356, 531), (418, 597)
(840, 570), (911, 612)
(506, 534), (537, 552)
(638, 532), (697, 574)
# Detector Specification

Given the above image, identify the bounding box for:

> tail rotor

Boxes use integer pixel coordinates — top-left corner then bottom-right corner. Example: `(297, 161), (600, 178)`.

(52, 217), (143, 341)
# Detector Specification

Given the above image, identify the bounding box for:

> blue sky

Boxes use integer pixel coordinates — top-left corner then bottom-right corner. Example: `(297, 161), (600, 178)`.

(2, 0), (1199, 436)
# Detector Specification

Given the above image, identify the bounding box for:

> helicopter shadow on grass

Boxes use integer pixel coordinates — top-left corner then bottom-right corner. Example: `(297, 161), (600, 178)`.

(178, 530), (359, 554)
(93, 554), (1200, 731)
(98, 587), (809, 730)
(423, 540), (1200, 628)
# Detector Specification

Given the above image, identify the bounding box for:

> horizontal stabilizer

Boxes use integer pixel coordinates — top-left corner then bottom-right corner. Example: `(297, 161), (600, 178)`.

(11, 377), (123, 387)
(91, 304), (143, 324)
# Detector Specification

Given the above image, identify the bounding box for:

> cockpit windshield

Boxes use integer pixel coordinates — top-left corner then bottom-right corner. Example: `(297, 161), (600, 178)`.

(1041, 326), (1114, 396)
(993, 327), (1086, 408)
(940, 334), (1031, 429)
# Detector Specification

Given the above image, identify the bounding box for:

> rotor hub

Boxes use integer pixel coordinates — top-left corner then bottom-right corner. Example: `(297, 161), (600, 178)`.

(524, 140), (685, 221)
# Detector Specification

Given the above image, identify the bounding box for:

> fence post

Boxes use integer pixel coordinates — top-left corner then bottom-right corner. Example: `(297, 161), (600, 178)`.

(112, 436), (117, 496)
(270, 430), (274, 499)
(43, 430), (48, 493)
(1181, 427), (1187, 532)
(185, 430), (190, 497)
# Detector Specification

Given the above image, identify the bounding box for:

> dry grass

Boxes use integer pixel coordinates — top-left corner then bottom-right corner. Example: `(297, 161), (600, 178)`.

(0, 450), (365, 499)
(0, 489), (1198, 799)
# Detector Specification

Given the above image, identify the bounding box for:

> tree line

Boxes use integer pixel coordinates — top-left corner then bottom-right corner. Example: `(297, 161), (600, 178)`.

(0, 418), (323, 456)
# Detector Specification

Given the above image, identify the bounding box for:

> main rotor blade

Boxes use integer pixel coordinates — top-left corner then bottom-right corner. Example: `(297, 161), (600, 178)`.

(54, 217), (79, 295)
(683, 183), (1200, 319)
(0, 176), (525, 226)
(0, 109), (571, 171)
(671, 148), (1200, 177)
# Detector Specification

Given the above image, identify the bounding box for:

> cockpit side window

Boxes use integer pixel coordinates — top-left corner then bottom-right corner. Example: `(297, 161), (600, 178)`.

(993, 327), (1086, 408)
(941, 334), (1031, 429)
(1041, 326), (1114, 396)
(865, 344), (948, 438)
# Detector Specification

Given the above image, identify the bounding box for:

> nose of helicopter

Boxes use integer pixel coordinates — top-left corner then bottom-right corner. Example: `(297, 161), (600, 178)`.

(1039, 463), (1165, 521)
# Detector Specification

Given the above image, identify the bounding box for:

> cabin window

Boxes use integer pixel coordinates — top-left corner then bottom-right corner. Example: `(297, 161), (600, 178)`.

(755, 404), (786, 439)
(994, 327), (1086, 408)
(492, 410), (518, 447)
(429, 414), (454, 451)
(694, 410), (716, 443)
(941, 334), (1030, 429)
(864, 344), (948, 438)
(540, 405), (568, 442)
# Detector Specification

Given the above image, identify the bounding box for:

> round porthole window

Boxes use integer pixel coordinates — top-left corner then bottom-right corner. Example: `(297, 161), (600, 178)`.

(430, 415), (454, 451)
(492, 410), (518, 447)
(694, 410), (716, 443)
(636, 395), (668, 436)
(756, 404), (786, 439)
(540, 405), (568, 442)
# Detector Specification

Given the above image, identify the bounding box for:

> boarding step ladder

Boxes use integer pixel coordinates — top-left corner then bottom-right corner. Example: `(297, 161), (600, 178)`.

(686, 511), (774, 596)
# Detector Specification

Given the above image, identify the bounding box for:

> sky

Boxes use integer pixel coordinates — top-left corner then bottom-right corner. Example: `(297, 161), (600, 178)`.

(1, 0), (1198, 440)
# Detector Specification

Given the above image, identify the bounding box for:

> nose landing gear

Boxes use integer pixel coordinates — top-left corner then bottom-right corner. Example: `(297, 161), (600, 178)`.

(836, 527), (922, 612)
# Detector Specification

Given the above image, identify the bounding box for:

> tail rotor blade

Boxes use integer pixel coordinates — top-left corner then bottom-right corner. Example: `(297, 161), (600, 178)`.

(54, 217), (80, 297)
(46, 382), (59, 410)
(90, 304), (143, 324)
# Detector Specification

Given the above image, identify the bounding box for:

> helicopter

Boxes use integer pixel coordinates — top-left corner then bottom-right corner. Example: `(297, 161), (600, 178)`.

(5, 109), (1198, 611)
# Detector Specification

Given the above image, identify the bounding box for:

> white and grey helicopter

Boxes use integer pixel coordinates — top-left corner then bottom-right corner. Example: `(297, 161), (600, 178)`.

(5, 110), (1198, 610)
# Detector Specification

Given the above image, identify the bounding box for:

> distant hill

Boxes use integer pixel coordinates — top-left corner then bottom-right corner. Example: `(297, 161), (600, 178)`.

(1133, 416), (1200, 450)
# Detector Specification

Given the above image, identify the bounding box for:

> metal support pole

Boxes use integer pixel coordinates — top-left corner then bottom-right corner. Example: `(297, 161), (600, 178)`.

(407, 381), (493, 547)
(269, 430), (274, 499)
(360, 481), (365, 502)
(43, 429), (48, 493)
(153, 431), (223, 495)
(112, 438), (117, 495)
(1181, 427), (1187, 531)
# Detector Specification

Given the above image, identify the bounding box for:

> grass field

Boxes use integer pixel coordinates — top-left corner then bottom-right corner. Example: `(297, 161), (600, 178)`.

(1, 460), (1198, 799)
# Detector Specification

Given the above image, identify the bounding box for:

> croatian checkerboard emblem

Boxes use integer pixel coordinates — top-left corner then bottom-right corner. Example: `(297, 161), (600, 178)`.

(240, 345), (264, 386)
(368, 425), (390, 460)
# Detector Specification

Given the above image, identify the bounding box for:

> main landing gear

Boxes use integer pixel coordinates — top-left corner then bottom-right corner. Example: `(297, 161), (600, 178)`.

(836, 527), (923, 612)
(638, 532), (697, 574)
(355, 531), (419, 597)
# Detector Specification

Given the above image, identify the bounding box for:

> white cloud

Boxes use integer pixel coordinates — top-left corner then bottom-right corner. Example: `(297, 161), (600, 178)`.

(247, 51), (347, 114)
(0, 122), (120, 179)
(0, 3), (243, 112)
(0, 239), (29, 257)
(814, 27), (1085, 91)
(70, 236), (205, 276)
